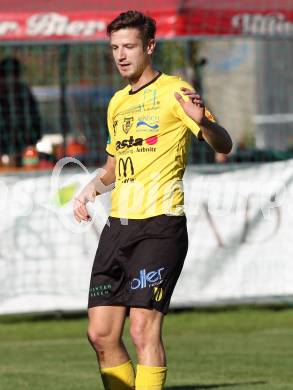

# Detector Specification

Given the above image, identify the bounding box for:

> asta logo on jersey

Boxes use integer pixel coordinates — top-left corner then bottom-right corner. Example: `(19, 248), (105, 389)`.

(116, 135), (158, 150)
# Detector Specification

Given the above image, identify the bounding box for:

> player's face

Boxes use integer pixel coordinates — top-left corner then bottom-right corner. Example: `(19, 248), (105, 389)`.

(110, 28), (155, 80)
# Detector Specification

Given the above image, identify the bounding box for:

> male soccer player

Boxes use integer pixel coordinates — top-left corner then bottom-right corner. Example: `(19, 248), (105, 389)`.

(73, 10), (232, 390)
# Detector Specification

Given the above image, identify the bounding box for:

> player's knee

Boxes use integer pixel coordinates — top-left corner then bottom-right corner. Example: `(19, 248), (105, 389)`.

(130, 319), (152, 351)
(87, 326), (115, 352)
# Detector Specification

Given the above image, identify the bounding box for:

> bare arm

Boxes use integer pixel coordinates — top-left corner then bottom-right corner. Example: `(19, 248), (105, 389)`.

(199, 117), (232, 154)
(175, 87), (232, 154)
(73, 155), (116, 223)
(94, 155), (116, 194)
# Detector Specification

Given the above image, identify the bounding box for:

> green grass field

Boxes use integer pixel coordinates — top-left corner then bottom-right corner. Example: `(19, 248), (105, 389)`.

(1, 308), (293, 390)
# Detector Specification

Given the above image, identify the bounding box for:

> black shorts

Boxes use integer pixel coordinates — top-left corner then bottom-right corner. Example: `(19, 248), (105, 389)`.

(88, 214), (188, 314)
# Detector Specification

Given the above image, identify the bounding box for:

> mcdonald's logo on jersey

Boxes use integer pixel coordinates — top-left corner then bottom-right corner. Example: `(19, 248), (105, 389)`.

(118, 157), (134, 179)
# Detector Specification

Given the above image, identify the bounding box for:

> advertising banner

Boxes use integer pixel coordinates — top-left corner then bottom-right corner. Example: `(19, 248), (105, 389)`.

(1, 160), (293, 314)
(1, 1), (293, 41)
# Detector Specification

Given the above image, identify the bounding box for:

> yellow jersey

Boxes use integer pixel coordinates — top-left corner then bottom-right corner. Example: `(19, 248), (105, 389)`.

(106, 72), (214, 219)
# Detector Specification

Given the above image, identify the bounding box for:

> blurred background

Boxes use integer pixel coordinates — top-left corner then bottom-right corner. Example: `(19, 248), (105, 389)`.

(2, 0), (293, 170)
(1, 1), (293, 389)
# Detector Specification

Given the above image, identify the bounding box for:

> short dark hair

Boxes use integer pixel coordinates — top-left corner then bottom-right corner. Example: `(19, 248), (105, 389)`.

(107, 10), (156, 47)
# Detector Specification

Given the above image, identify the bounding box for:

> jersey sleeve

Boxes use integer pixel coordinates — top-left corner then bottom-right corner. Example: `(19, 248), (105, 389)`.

(172, 80), (216, 138)
(105, 99), (116, 157)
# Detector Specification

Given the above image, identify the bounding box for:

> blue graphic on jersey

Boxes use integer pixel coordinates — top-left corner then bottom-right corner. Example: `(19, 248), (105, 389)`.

(137, 121), (159, 129)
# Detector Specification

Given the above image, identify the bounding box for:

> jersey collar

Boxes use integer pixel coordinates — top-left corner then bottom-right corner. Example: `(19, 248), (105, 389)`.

(129, 71), (162, 95)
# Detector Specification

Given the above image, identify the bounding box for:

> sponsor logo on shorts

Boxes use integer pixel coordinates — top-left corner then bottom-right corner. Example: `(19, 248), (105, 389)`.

(153, 287), (164, 302)
(89, 283), (112, 297)
(130, 267), (164, 290)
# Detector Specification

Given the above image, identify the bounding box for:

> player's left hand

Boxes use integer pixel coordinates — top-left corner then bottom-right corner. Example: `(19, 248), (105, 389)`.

(175, 87), (205, 124)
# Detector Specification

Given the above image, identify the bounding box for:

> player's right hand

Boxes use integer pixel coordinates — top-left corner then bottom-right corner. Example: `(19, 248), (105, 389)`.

(73, 184), (96, 223)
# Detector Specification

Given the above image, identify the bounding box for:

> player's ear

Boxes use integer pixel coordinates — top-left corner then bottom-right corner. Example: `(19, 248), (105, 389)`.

(146, 39), (156, 55)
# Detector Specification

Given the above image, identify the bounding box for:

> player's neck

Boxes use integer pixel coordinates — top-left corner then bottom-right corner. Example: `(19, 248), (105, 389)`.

(129, 66), (159, 92)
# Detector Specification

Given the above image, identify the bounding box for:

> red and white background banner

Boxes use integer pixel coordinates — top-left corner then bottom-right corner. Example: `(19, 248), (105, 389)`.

(1, 160), (293, 315)
(1, 0), (293, 41)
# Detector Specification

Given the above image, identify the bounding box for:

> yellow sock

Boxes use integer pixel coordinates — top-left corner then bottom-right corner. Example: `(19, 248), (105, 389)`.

(100, 360), (135, 390)
(135, 364), (167, 390)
